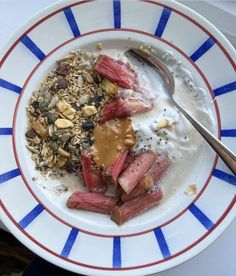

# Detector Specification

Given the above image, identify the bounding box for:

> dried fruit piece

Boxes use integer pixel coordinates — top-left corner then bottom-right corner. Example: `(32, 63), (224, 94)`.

(56, 63), (71, 76)
(25, 129), (36, 139)
(111, 188), (163, 225)
(118, 151), (157, 194)
(31, 120), (48, 138)
(94, 55), (136, 89)
(82, 120), (94, 131)
(56, 101), (76, 120)
(81, 153), (107, 193)
(67, 192), (118, 214)
(100, 98), (152, 123)
(55, 118), (74, 128)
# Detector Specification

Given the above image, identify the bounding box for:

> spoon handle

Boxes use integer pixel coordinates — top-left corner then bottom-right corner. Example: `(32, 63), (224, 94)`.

(173, 98), (236, 175)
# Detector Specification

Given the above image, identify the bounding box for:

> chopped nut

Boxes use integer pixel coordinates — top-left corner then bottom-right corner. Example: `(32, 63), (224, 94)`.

(124, 138), (136, 146)
(58, 147), (70, 158)
(101, 78), (118, 95)
(55, 156), (68, 168)
(56, 101), (76, 120)
(82, 105), (97, 117)
(31, 120), (48, 138)
(96, 42), (103, 50)
(157, 118), (173, 130)
(55, 119), (74, 128)
(184, 184), (197, 196)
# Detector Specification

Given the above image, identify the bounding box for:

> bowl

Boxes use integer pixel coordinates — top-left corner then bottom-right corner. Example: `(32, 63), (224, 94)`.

(0, 1), (235, 275)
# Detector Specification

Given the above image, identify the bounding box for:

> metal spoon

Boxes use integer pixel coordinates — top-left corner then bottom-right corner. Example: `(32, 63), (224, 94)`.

(127, 48), (236, 175)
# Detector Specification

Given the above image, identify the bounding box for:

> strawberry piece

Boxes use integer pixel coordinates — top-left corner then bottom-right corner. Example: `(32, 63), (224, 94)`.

(94, 55), (136, 89)
(118, 151), (157, 194)
(67, 192), (117, 214)
(100, 98), (152, 123)
(103, 150), (129, 184)
(111, 188), (163, 225)
(121, 154), (134, 172)
(81, 153), (107, 193)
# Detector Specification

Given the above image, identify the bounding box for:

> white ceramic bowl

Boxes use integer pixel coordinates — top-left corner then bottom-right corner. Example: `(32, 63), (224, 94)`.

(0, 1), (235, 275)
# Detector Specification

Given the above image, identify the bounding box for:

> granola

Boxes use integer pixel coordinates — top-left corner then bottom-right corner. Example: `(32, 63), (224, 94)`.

(25, 49), (113, 175)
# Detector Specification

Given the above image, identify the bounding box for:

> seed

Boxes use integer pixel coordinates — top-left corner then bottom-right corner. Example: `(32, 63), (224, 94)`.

(25, 129), (36, 139)
(45, 112), (56, 124)
(50, 142), (59, 152)
(38, 100), (48, 112)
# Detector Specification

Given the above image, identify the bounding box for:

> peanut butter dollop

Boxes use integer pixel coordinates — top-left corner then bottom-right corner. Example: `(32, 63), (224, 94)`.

(92, 118), (136, 168)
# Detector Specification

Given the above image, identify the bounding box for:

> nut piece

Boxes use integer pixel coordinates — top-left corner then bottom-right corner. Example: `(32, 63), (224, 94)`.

(157, 118), (173, 130)
(101, 78), (118, 95)
(58, 147), (70, 158)
(82, 105), (97, 117)
(124, 138), (136, 146)
(56, 101), (76, 120)
(55, 118), (74, 128)
(31, 120), (48, 138)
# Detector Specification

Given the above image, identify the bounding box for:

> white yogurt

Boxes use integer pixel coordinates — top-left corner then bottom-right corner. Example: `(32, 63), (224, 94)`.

(118, 47), (216, 197)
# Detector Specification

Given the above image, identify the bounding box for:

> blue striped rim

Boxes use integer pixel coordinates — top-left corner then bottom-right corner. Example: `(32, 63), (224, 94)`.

(0, 79), (22, 94)
(64, 8), (80, 37)
(0, 169), (21, 185)
(221, 129), (236, 137)
(21, 35), (46, 61)
(154, 228), (171, 259)
(113, 236), (121, 268)
(188, 204), (214, 230)
(18, 204), (44, 229)
(213, 169), (236, 186)
(113, 0), (121, 28)
(213, 81), (236, 96)
(190, 37), (215, 62)
(155, 7), (172, 37)
(61, 228), (79, 258)
(0, 128), (12, 135)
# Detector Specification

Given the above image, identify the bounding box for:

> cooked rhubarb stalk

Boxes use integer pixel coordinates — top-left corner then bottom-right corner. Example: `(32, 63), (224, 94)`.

(118, 151), (157, 194)
(81, 153), (107, 193)
(149, 153), (171, 183)
(100, 98), (152, 123)
(67, 192), (117, 214)
(121, 174), (154, 202)
(111, 188), (163, 225)
(94, 55), (136, 89)
(121, 153), (171, 201)
(103, 150), (129, 184)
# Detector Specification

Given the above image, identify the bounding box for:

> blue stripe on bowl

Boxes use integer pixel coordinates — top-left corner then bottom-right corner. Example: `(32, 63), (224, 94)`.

(153, 228), (171, 259)
(113, 0), (121, 29)
(155, 7), (172, 38)
(61, 228), (79, 258)
(190, 37), (215, 62)
(63, 8), (80, 37)
(0, 128), (12, 135)
(113, 236), (121, 268)
(213, 169), (236, 186)
(21, 35), (46, 61)
(18, 204), (44, 229)
(213, 81), (236, 96)
(0, 79), (22, 94)
(221, 129), (236, 137)
(0, 169), (21, 185)
(188, 204), (214, 230)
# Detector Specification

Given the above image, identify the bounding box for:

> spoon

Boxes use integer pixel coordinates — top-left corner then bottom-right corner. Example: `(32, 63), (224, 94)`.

(127, 48), (236, 176)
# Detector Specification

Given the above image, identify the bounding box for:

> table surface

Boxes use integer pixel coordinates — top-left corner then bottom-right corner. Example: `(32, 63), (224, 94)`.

(0, 1), (235, 275)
